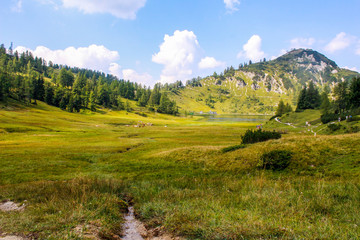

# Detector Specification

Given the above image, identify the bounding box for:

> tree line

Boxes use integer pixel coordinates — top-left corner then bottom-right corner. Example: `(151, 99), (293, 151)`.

(0, 44), (178, 115)
(295, 79), (360, 114)
(275, 78), (360, 122)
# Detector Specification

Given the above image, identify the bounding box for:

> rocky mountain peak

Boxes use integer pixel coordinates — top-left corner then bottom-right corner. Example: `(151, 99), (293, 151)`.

(276, 48), (338, 70)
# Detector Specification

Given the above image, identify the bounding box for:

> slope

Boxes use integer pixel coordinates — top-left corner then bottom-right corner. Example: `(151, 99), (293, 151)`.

(169, 49), (359, 115)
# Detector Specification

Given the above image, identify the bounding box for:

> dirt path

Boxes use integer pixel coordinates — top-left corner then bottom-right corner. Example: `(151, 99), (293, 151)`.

(275, 117), (297, 128)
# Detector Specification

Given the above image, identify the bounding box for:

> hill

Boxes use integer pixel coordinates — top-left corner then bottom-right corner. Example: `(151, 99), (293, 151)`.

(169, 49), (359, 115)
(1, 99), (360, 239)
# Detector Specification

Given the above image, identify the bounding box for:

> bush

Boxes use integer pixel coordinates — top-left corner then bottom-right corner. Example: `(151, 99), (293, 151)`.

(350, 126), (360, 133)
(260, 150), (293, 170)
(327, 123), (342, 132)
(345, 126), (360, 133)
(269, 115), (279, 121)
(221, 144), (246, 153)
(321, 113), (340, 124)
(346, 116), (360, 122)
(241, 129), (281, 144)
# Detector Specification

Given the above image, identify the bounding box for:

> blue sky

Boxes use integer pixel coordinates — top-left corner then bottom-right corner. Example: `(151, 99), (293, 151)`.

(1, 0), (360, 86)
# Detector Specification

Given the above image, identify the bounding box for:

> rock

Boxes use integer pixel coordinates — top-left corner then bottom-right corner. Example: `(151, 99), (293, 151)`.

(0, 236), (25, 240)
(0, 201), (25, 212)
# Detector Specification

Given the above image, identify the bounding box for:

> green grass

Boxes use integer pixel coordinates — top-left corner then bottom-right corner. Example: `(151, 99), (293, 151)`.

(0, 100), (360, 239)
(169, 73), (295, 115)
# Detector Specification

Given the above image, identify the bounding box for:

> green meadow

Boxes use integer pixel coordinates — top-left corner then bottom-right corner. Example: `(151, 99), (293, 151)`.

(1, 101), (360, 239)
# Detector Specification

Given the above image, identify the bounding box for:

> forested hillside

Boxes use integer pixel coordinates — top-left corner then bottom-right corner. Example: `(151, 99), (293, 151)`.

(0, 44), (178, 115)
(169, 49), (359, 115)
(1, 45), (359, 116)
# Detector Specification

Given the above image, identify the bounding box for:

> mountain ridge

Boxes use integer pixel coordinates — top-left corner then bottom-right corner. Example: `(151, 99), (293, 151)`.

(169, 49), (359, 115)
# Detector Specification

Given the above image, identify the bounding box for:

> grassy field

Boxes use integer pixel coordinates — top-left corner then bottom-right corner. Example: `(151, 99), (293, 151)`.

(0, 101), (360, 239)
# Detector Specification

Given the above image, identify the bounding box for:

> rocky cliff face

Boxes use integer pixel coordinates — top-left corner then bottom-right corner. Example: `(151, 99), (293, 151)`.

(222, 49), (357, 94)
(169, 49), (359, 114)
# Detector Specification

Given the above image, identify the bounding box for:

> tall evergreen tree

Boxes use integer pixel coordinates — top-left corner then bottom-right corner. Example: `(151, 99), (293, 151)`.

(275, 100), (286, 116)
(58, 68), (74, 87)
(89, 91), (96, 111)
(333, 81), (348, 113)
(296, 86), (307, 111)
(320, 92), (331, 114)
(138, 92), (148, 107)
(349, 77), (360, 109)
(44, 82), (54, 105)
(285, 103), (292, 113)
(305, 81), (321, 109)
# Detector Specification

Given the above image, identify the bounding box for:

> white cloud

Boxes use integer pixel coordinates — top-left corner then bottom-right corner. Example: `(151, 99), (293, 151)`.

(15, 45), (154, 85)
(122, 69), (153, 86)
(11, 0), (22, 12)
(152, 30), (200, 84)
(224, 0), (240, 12)
(15, 44), (120, 73)
(290, 37), (315, 49)
(109, 63), (122, 77)
(237, 35), (265, 62)
(61, 0), (146, 19)
(324, 32), (354, 53)
(109, 63), (153, 85)
(198, 57), (224, 69)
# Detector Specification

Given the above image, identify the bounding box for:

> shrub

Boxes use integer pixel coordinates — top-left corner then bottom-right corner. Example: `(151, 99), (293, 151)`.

(260, 150), (293, 170)
(269, 115), (278, 121)
(327, 123), (342, 132)
(321, 113), (339, 124)
(345, 126), (360, 133)
(221, 144), (246, 153)
(241, 129), (281, 144)
(135, 112), (147, 117)
(346, 116), (360, 122)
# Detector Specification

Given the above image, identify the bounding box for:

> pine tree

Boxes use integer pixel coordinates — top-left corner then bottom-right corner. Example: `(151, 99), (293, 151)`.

(320, 92), (331, 114)
(97, 82), (110, 107)
(296, 87), (307, 111)
(44, 83), (54, 105)
(275, 100), (286, 116)
(58, 68), (74, 87)
(89, 91), (96, 111)
(333, 81), (348, 113)
(35, 75), (45, 101)
(59, 95), (68, 110)
(67, 95), (74, 112)
(349, 77), (360, 109)
(117, 96), (124, 110)
(158, 93), (169, 113)
(0, 69), (10, 101)
(125, 100), (132, 112)
(305, 81), (321, 109)
(285, 103), (292, 113)
(138, 92), (148, 107)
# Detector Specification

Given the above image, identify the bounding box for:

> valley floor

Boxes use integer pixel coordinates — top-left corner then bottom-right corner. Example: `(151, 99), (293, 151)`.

(0, 102), (359, 239)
